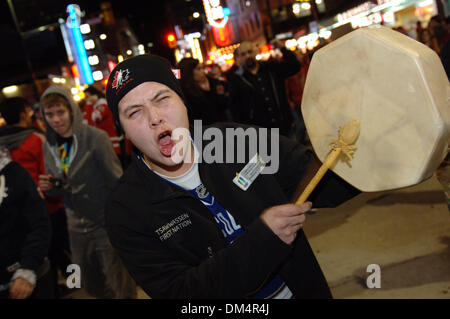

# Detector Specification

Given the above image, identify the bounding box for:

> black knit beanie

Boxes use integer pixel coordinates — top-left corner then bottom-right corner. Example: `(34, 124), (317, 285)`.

(105, 54), (184, 128)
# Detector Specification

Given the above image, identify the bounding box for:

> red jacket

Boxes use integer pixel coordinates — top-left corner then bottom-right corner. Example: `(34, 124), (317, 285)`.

(82, 98), (122, 155)
(9, 132), (45, 182)
(285, 58), (309, 110)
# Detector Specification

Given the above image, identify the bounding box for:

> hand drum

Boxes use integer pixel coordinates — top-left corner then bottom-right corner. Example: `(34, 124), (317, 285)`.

(301, 25), (450, 192)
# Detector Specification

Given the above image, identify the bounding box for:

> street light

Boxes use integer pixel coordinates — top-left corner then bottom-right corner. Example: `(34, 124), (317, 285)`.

(92, 71), (104, 81)
(301, 2), (311, 10)
(167, 33), (177, 48)
(80, 24), (91, 34)
(88, 55), (99, 65)
(84, 39), (95, 50)
(2, 85), (18, 94)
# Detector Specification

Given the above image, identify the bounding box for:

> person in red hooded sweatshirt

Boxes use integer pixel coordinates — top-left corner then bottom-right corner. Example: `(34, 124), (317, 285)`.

(0, 97), (72, 298)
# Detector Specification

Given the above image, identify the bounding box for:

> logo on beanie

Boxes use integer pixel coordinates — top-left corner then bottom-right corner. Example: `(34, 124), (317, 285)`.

(171, 69), (181, 79)
(111, 69), (130, 90)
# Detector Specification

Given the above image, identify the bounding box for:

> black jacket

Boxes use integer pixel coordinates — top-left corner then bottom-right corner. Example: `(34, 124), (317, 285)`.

(0, 161), (51, 285)
(105, 123), (359, 298)
(227, 48), (301, 136)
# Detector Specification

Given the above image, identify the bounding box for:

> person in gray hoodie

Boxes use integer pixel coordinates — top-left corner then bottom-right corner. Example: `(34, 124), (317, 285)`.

(38, 85), (136, 298)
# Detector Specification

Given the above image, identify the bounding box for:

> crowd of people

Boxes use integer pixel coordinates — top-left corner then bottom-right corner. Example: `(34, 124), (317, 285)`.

(0, 17), (449, 299)
(177, 38), (310, 142)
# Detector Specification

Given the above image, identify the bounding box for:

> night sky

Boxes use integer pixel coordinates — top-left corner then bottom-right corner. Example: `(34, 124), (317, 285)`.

(0, 0), (365, 88)
(0, 0), (169, 88)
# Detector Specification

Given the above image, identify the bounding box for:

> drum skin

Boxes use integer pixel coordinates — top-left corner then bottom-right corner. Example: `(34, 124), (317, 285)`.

(302, 25), (450, 192)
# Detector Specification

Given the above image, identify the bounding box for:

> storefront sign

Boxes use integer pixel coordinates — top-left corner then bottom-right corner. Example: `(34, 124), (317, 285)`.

(203, 0), (229, 28)
(351, 12), (383, 28)
(338, 0), (404, 22)
(338, 2), (376, 22)
(212, 22), (237, 47)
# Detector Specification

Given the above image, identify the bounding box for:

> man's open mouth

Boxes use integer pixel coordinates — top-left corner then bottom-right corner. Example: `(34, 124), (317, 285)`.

(158, 130), (172, 146)
(158, 130), (173, 157)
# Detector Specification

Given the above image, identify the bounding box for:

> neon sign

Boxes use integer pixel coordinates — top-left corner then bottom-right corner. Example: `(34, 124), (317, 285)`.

(203, 0), (229, 28)
(66, 4), (94, 84)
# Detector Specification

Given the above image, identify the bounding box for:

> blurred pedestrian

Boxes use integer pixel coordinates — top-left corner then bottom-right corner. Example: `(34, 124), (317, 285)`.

(209, 63), (226, 82)
(38, 85), (136, 299)
(0, 147), (53, 299)
(227, 40), (301, 137)
(428, 15), (449, 55)
(83, 85), (131, 167)
(0, 97), (71, 298)
(285, 50), (310, 144)
(31, 102), (46, 133)
(223, 47), (241, 79)
(178, 57), (231, 125)
(416, 21), (425, 43)
(420, 28), (434, 48)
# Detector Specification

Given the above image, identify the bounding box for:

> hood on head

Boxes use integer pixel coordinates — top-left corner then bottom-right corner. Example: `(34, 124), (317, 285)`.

(0, 126), (35, 149)
(40, 85), (83, 145)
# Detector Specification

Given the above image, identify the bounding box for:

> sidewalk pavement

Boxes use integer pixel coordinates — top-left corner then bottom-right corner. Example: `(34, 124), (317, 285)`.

(304, 174), (450, 299)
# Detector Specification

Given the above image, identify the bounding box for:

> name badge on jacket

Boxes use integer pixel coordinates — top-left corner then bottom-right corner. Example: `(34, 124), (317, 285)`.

(233, 153), (266, 191)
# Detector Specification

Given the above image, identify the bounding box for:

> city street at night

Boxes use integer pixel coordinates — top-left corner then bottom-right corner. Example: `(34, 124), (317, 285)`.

(1, 0), (449, 304)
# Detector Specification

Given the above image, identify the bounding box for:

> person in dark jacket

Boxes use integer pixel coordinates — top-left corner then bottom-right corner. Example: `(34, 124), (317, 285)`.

(0, 97), (72, 297)
(227, 40), (300, 137)
(0, 146), (53, 299)
(178, 57), (231, 125)
(104, 54), (360, 299)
